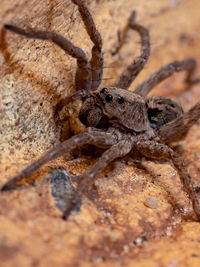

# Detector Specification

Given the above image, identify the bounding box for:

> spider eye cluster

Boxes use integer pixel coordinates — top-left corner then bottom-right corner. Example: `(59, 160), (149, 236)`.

(100, 88), (113, 102)
(100, 88), (124, 104)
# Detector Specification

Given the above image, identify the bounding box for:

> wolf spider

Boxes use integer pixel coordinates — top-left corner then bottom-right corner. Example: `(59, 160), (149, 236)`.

(2, 0), (200, 221)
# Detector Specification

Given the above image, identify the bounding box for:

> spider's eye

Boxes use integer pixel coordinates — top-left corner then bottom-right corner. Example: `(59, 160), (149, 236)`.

(105, 94), (113, 102)
(118, 96), (124, 104)
(101, 88), (107, 94)
(170, 103), (175, 108)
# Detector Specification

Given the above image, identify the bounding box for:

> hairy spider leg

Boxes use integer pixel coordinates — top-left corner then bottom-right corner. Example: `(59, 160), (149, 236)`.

(158, 101), (200, 143)
(55, 90), (88, 114)
(5, 0), (103, 111)
(1, 128), (118, 191)
(62, 138), (133, 220)
(72, 0), (103, 91)
(135, 141), (200, 221)
(4, 24), (92, 92)
(134, 59), (197, 99)
(114, 10), (150, 89)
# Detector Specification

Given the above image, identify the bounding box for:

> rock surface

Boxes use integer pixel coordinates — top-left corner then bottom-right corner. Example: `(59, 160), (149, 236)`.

(0, 0), (200, 266)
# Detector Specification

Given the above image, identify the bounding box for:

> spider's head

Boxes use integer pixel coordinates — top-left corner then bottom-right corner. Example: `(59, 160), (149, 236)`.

(92, 87), (149, 132)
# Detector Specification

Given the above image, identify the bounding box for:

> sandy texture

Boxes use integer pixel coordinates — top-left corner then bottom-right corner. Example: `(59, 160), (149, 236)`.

(0, 0), (200, 266)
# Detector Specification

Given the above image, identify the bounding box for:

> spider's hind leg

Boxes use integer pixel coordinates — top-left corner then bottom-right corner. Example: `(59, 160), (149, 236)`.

(136, 140), (200, 221)
(158, 101), (200, 143)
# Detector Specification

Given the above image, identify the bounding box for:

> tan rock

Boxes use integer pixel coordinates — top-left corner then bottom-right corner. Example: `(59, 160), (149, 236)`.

(0, 0), (200, 266)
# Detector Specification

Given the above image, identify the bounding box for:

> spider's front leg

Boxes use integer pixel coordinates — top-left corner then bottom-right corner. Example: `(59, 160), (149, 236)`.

(134, 59), (197, 99)
(62, 138), (133, 220)
(4, 0), (103, 113)
(135, 140), (200, 221)
(72, 0), (103, 90)
(114, 11), (150, 89)
(4, 24), (92, 92)
(1, 128), (118, 191)
(4, 23), (92, 123)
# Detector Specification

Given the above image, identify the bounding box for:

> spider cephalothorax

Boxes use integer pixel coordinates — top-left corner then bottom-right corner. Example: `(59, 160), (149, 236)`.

(2, 0), (200, 221)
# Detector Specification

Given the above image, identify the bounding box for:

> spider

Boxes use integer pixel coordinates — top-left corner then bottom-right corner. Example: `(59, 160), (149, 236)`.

(1, 0), (200, 221)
